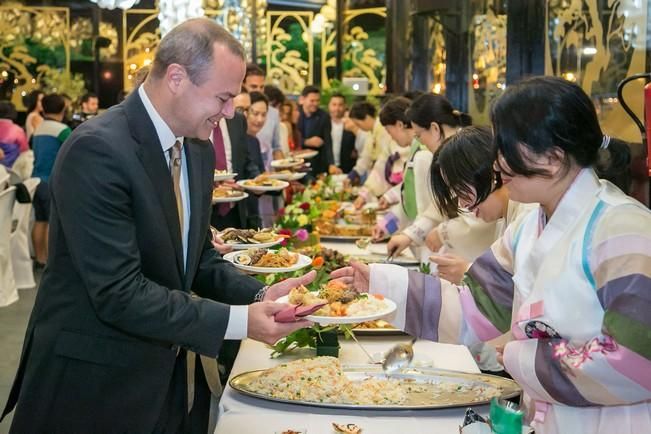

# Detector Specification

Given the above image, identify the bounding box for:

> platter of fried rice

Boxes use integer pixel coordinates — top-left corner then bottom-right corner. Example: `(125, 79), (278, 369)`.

(230, 356), (521, 410)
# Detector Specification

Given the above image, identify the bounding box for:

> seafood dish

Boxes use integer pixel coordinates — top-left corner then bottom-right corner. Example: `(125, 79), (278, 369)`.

(217, 227), (281, 245)
(235, 248), (298, 268)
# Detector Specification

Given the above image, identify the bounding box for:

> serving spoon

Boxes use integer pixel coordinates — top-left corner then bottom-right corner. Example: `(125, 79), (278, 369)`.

(382, 337), (417, 373)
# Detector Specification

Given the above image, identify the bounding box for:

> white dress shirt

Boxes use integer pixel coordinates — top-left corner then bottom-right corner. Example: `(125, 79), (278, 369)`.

(331, 119), (344, 166)
(138, 86), (247, 339)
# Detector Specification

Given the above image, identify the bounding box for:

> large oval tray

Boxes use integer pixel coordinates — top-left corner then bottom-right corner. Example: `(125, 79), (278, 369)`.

(229, 365), (521, 410)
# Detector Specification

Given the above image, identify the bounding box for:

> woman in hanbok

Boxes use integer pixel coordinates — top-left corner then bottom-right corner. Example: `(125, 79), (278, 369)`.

(333, 76), (651, 434)
(384, 93), (496, 262)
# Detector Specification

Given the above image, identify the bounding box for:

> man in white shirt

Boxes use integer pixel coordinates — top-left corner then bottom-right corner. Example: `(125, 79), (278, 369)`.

(2, 18), (314, 434)
(328, 93), (357, 173)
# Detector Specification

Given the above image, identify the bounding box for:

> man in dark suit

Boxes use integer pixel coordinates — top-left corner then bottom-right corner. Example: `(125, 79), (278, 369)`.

(210, 112), (263, 231)
(1, 18), (313, 433)
(328, 93), (357, 173)
(297, 85), (333, 177)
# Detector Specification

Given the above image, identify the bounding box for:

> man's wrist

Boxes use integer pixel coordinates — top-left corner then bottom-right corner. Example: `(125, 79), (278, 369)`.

(254, 285), (269, 302)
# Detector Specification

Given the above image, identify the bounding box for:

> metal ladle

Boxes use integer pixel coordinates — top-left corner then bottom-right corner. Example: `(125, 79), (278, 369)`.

(382, 337), (417, 373)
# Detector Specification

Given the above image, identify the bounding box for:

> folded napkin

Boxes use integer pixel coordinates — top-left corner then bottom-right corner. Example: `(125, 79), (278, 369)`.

(274, 303), (327, 323)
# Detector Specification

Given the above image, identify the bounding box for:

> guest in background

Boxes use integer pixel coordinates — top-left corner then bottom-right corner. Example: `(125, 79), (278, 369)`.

(328, 93), (357, 174)
(348, 100), (393, 183)
(70, 92), (99, 129)
(264, 84), (289, 156)
(281, 100), (301, 152)
(0, 101), (29, 168)
(298, 85), (333, 177)
(210, 90), (264, 235)
(243, 64), (283, 161)
(24, 90), (44, 143)
(31, 94), (72, 266)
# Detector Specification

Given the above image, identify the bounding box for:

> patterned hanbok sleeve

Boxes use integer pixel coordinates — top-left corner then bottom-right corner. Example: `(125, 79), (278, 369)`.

(369, 227), (517, 343)
(402, 203), (442, 245)
(503, 204), (651, 406)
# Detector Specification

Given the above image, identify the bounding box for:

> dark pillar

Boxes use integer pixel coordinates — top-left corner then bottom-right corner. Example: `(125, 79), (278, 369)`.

(386, 0), (410, 94)
(251, 0), (257, 62)
(440, 10), (468, 111)
(410, 14), (430, 92)
(505, 0), (546, 85)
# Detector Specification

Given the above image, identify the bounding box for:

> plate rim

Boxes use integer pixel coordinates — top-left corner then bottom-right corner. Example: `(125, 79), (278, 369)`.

(275, 294), (397, 325)
(211, 191), (249, 203)
(213, 172), (238, 181)
(271, 158), (305, 168)
(237, 179), (290, 192)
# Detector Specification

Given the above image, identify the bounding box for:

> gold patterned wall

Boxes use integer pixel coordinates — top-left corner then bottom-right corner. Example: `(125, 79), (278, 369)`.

(0, 4), (69, 110)
(429, 15), (446, 95)
(266, 11), (313, 95)
(546, 0), (648, 143)
(342, 7), (386, 95)
(123, 8), (159, 91)
(467, 7), (507, 125)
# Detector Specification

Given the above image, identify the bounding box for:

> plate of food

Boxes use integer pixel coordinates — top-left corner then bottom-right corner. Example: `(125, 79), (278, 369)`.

(271, 157), (305, 169)
(238, 177), (290, 193)
(223, 248), (312, 273)
(213, 227), (285, 249)
(290, 149), (318, 160)
(212, 187), (248, 203)
(214, 170), (237, 182)
(230, 356), (521, 410)
(277, 280), (396, 325)
(353, 319), (405, 336)
(267, 170), (307, 181)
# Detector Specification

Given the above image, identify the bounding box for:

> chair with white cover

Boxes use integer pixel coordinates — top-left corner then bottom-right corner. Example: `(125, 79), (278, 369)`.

(0, 165), (9, 190)
(11, 178), (40, 289)
(11, 150), (34, 181)
(0, 186), (18, 307)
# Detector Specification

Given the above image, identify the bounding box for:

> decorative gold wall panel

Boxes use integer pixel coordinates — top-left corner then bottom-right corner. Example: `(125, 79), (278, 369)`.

(429, 15), (446, 95)
(343, 7), (386, 95)
(547, 0), (648, 142)
(266, 11), (313, 95)
(0, 5), (69, 110)
(468, 8), (507, 125)
(123, 8), (159, 91)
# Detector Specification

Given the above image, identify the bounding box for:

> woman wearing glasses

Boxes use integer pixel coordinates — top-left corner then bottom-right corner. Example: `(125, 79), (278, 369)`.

(333, 77), (651, 434)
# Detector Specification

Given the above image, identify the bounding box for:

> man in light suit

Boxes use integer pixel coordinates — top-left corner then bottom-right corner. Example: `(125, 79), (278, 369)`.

(1, 18), (313, 433)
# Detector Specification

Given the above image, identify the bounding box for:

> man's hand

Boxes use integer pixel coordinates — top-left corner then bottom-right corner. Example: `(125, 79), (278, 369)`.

(247, 302), (313, 345)
(329, 260), (370, 293)
(263, 270), (317, 302)
(425, 228), (443, 252)
(304, 137), (324, 148)
(211, 236), (233, 255)
(386, 234), (412, 256)
(429, 253), (470, 285)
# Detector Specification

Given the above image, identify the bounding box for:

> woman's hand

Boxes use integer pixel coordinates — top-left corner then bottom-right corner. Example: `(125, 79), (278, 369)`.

(425, 228), (443, 252)
(429, 253), (470, 284)
(353, 196), (366, 210)
(386, 234), (412, 257)
(378, 196), (390, 210)
(371, 225), (387, 242)
(329, 261), (370, 293)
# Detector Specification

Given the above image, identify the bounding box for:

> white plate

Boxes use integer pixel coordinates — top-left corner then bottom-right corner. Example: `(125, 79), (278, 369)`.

(291, 149), (318, 159)
(267, 172), (307, 181)
(237, 179), (289, 193)
(271, 158), (304, 169)
(220, 237), (284, 250)
(275, 294), (397, 325)
(214, 172), (237, 182)
(212, 192), (249, 204)
(223, 250), (312, 274)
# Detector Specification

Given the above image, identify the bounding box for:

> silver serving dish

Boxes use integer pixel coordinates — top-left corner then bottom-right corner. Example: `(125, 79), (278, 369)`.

(229, 365), (521, 410)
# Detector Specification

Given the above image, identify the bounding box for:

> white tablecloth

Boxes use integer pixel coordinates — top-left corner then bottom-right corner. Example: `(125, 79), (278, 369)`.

(215, 337), (486, 434)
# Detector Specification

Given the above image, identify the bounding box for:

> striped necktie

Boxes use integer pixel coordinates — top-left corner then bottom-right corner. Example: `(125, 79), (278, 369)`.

(169, 140), (184, 234)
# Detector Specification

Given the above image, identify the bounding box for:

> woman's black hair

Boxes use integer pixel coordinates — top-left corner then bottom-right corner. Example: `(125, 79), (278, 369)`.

(406, 93), (472, 136)
(249, 91), (268, 108)
(491, 76), (610, 178)
(263, 84), (285, 106)
(595, 137), (632, 194)
(23, 90), (44, 114)
(378, 96), (411, 127)
(349, 101), (376, 120)
(430, 126), (499, 218)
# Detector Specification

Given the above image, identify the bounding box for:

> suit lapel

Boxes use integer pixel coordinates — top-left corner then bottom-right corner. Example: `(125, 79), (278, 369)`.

(125, 91), (184, 279)
(183, 138), (205, 290)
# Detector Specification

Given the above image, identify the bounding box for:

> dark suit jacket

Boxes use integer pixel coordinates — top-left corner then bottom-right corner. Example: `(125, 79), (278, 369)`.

(298, 107), (333, 176)
(339, 129), (357, 173)
(2, 91), (263, 432)
(211, 113), (262, 229)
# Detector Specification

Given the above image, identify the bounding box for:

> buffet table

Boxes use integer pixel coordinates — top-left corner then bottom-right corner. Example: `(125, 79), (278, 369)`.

(215, 337), (487, 434)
